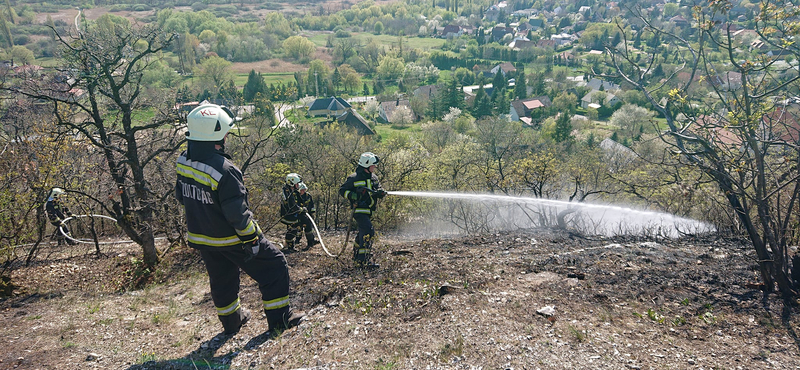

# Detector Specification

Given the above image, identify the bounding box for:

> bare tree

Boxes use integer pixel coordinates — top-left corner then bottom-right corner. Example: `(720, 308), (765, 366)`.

(7, 19), (181, 268)
(605, 0), (799, 298)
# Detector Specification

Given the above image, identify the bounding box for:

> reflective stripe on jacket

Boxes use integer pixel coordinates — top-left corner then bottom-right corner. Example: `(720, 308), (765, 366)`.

(176, 149), (261, 250)
(280, 184), (302, 225)
(339, 167), (383, 215)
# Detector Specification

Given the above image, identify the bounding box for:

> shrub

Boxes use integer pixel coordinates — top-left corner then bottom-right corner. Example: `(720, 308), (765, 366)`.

(13, 35), (30, 45)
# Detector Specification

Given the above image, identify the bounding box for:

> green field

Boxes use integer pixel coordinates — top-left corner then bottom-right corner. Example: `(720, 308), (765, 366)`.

(373, 122), (423, 141)
(234, 72), (296, 87)
(307, 32), (446, 51)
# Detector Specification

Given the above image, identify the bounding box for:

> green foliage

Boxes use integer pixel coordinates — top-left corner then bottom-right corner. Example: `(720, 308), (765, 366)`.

(646, 308), (665, 324)
(377, 54), (405, 82)
(141, 60), (180, 88)
(568, 325), (587, 342)
(282, 35), (316, 61)
(471, 85), (493, 118)
(243, 70), (266, 102)
(194, 56), (234, 99)
(551, 112), (573, 143)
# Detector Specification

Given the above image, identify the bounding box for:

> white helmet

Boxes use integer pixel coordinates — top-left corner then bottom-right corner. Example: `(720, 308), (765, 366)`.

(358, 152), (379, 168)
(50, 187), (65, 198)
(286, 173), (302, 186)
(186, 104), (235, 141)
(298, 182), (308, 191)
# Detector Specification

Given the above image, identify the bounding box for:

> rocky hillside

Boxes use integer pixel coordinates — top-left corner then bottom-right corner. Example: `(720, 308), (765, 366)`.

(1, 229), (799, 369)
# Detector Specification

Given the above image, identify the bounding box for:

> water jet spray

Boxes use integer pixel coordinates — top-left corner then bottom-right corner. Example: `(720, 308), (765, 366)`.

(385, 191), (712, 237)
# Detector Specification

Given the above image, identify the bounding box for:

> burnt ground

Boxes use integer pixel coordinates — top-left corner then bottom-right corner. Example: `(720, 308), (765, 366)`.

(1, 228), (799, 369)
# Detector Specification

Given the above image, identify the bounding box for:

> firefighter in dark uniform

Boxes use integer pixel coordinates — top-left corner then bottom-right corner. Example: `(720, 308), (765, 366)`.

(294, 182), (318, 250)
(176, 103), (303, 335)
(339, 152), (387, 268)
(45, 187), (77, 245)
(280, 173), (305, 251)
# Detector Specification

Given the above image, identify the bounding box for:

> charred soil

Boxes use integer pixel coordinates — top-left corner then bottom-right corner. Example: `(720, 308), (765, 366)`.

(2, 229), (799, 369)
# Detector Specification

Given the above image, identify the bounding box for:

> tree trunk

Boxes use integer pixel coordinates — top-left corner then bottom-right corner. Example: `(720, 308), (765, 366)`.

(720, 179), (775, 291)
(140, 227), (158, 267)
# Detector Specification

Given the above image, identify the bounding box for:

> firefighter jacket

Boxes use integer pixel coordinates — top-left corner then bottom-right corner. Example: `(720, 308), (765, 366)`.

(280, 184), (302, 225)
(175, 141), (262, 250)
(339, 167), (384, 216)
(46, 198), (71, 225)
(297, 192), (315, 218)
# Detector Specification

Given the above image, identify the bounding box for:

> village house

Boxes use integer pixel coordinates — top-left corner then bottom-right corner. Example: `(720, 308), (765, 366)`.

(581, 91), (622, 109)
(536, 39), (557, 49)
(378, 99), (419, 124)
(585, 78), (621, 92)
(413, 85), (439, 101)
(441, 25), (471, 39)
(550, 33), (577, 46)
(669, 15), (690, 28)
(491, 26), (515, 42)
(707, 71), (742, 91)
(484, 1), (509, 22)
(334, 109), (375, 136)
(508, 37), (535, 50)
(491, 62), (517, 78)
(528, 18), (545, 31)
(510, 96), (552, 123)
(307, 96), (351, 117)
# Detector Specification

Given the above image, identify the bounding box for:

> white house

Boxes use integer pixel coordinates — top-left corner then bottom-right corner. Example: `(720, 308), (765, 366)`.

(581, 91), (621, 108)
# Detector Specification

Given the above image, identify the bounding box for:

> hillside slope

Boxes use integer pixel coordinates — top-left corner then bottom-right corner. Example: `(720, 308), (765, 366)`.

(2, 229), (799, 369)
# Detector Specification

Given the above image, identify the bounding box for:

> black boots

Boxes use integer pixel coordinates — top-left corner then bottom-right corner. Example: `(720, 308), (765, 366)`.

(220, 307), (304, 336)
(220, 307), (251, 335)
(267, 309), (305, 333)
(283, 239), (297, 253)
(303, 232), (318, 250)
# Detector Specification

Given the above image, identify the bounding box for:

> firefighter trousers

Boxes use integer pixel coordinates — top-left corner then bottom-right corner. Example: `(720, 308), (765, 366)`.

(353, 213), (374, 262)
(199, 238), (291, 330)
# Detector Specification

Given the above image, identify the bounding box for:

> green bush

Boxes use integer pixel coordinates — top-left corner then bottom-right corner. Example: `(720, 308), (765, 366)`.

(258, 2), (282, 10)
(191, 2), (207, 11)
(109, 4), (131, 12)
(13, 35), (30, 45)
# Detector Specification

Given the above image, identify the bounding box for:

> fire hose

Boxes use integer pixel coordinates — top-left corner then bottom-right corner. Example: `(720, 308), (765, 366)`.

(305, 213), (336, 257)
(8, 214), (147, 250)
(57, 214), (169, 245)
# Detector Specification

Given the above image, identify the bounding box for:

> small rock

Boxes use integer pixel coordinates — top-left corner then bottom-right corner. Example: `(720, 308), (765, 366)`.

(537, 305), (556, 317)
(438, 284), (461, 296)
(85, 353), (101, 361)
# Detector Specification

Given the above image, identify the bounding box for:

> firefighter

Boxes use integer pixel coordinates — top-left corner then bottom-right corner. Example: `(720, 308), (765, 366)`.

(45, 187), (77, 246)
(294, 182), (318, 250)
(338, 152), (387, 268)
(280, 173), (305, 251)
(176, 103), (303, 335)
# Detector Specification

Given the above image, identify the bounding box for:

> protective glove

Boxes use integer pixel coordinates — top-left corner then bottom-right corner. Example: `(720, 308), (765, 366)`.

(298, 207), (307, 214)
(375, 189), (387, 198)
(242, 240), (260, 262)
